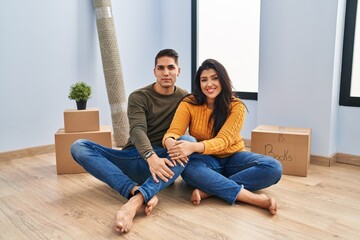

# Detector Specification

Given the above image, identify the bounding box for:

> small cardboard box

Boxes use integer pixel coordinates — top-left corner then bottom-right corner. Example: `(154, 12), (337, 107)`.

(55, 126), (112, 175)
(251, 125), (311, 177)
(64, 108), (100, 133)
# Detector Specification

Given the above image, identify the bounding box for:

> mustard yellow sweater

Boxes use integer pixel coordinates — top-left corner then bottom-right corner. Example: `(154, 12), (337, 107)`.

(163, 99), (246, 158)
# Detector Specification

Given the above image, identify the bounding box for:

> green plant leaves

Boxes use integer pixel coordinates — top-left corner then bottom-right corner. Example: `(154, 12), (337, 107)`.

(68, 82), (92, 101)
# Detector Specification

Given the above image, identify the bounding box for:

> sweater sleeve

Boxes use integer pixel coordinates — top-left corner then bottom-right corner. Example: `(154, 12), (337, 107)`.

(202, 101), (246, 155)
(127, 91), (152, 158)
(162, 101), (191, 146)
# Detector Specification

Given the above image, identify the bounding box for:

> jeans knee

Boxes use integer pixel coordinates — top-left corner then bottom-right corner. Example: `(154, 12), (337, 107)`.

(181, 161), (200, 179)
(273, 160), (283, 181)
(70, 139), (87, 159)
(178, 135), (197, 142)
(181, 168), (192, 184)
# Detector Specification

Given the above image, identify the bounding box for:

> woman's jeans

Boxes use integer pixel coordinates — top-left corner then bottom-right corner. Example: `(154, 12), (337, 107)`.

(181, 151), (283, 204)
(70, 139), (186, 203)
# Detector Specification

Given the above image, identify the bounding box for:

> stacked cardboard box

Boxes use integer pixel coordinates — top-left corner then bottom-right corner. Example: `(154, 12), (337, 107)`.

(251, 125), (311, 177)
(54, 108), (112, 175)
(64, 108), (100, 132)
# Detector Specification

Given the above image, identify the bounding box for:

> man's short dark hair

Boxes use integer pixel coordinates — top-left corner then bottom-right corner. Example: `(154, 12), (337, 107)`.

(155, 49), (179, 66)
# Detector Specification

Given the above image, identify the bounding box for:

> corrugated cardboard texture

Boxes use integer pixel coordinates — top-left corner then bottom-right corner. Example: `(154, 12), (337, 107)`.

(251, 125), (311, 177)
(55, 126), (112, 175)
(64, 108), (100, 133)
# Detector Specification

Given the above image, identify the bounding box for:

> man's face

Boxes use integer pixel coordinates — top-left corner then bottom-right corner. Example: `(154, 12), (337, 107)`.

(153, 56), (181, 89)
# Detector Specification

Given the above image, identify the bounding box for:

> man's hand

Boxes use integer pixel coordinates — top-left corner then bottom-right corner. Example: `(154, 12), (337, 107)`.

(146, 154), (175, 183)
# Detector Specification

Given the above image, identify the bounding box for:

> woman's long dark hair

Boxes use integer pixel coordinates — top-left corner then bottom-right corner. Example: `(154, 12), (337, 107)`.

(184, 59), (244, 137)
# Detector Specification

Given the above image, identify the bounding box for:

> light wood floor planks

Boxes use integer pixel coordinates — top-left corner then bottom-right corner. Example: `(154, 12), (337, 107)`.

(0, 152), (359, 240)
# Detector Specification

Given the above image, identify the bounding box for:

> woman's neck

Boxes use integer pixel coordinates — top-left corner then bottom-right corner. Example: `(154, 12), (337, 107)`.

(206, 99), (214, 109)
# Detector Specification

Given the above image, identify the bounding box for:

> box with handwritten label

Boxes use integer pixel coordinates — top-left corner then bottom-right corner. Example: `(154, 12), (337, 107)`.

(251, 125), (311, 177)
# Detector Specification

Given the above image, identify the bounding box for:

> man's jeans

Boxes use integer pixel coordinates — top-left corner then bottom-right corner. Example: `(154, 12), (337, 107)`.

(70, 139), (185, 203)
(181, 151), (283, 204)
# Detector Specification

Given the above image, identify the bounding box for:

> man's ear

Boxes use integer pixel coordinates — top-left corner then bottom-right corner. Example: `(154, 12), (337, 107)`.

(177, 67), (181, 76)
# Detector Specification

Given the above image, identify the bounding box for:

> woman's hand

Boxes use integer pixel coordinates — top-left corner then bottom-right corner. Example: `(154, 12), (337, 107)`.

(165, 138), (186, 166)
(167, 140), (204, 166)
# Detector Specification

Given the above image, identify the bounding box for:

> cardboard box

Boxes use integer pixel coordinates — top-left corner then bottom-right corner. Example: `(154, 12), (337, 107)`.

(64, 108), (100, 133)
(251, 125), (311, 177)
(55, 126), (112, 174)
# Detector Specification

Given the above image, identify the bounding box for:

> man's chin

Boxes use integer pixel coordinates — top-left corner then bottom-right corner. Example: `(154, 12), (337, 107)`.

(160, 84), (174, 88)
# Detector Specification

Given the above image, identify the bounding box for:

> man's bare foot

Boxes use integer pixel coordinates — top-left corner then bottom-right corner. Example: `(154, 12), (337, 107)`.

(236, 189), (278, 215)
(115, 194), (144, 234)
(191, 189), (211, 205)
(144, 195), (158, 215)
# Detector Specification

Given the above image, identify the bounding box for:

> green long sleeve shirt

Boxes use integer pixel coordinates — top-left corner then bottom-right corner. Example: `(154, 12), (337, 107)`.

(122, 83), (188, 159)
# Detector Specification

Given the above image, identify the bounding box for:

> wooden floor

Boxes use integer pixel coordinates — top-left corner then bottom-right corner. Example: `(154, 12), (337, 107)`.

(0, 152), (359, 240)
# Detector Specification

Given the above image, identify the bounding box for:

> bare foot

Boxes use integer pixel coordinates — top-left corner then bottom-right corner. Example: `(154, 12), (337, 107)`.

(266, 195), (277, 215)
(236, 189), (278, 215)
(252, 193), (277, 215)
(115, 194), (144, 234)
(144, 195), (158, 215)
(191, 189), (211, 205)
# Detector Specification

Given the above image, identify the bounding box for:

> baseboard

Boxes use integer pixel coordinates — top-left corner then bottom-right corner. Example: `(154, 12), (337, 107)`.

(336, 152), (360, 166)
(310, 154), (337, 167)
(0, 144), (55, 161)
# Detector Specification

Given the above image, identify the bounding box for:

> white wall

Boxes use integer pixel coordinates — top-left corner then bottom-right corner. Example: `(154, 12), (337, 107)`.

(338, 107), (360, 155)
(0, 0), (162, 152)
(258, 0), (341, 157)
(1, 0), (359, 157)
(159, 0), (192, 91)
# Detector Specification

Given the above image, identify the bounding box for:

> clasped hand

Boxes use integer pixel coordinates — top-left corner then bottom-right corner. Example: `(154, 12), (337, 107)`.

(147, 139), (196, 183)
(167, 140), (194, 166)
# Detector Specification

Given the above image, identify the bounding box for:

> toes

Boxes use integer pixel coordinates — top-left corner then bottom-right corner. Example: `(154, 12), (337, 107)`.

(269, 198), (277, 215)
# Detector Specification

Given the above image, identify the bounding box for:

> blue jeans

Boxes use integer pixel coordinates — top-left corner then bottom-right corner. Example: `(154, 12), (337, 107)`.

(70, 139), (186, 203)
(181, 151), (283, 204)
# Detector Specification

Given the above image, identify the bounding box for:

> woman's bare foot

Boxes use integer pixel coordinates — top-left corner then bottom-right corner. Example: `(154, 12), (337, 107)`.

(115, 194), (144, 234)
(144, 195), (158, 215)
(191, 189), (211, 205)
(236, 189), (278, 215)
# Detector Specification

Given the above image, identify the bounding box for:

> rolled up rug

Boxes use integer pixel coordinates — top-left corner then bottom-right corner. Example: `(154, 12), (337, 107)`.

(93, 0), (129, 147)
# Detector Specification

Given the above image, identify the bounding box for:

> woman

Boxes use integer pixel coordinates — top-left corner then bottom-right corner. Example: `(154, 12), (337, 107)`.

(162, 59), (282, 215)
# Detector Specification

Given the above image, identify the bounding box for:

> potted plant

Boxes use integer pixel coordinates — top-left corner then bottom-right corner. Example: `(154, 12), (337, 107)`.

(68, 82), (92, 110)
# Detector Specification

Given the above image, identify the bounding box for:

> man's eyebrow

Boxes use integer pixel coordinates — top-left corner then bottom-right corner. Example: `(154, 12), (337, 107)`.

(156, 64), (176, 68)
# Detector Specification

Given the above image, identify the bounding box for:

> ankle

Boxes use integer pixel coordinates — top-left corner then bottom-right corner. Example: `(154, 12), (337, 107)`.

(130, 186), (139, 196)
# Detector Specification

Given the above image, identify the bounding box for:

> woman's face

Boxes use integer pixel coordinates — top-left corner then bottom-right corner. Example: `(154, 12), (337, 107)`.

(200, 68), (222, 104)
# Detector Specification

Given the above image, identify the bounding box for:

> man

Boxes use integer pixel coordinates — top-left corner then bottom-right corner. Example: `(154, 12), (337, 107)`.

(71, 49), (188, 234)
